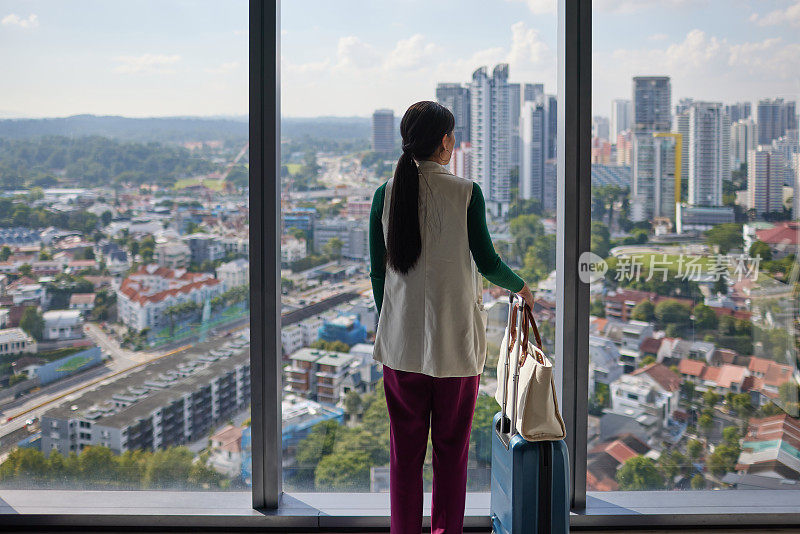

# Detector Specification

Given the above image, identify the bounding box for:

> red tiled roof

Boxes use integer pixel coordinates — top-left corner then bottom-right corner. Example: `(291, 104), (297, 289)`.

(756, 222), (800, 246)
(715, 364), (748, 389)
(631, 362), (682, 392)
(640, 337), (663, 355)
(119, 264), (219, 305)
(678, 358), (706, 377)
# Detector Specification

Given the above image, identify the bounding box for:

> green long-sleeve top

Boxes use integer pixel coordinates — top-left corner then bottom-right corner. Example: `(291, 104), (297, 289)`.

(369, 180), (524, 314)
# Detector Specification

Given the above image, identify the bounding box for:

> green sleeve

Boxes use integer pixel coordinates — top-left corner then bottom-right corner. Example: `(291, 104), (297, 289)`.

(369, 182), (387, 314)
(467, 182), (525, 293)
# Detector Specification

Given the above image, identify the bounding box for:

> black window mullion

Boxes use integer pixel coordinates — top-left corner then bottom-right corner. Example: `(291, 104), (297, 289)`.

(249, 0), (282, 510)
(556, 0), (591, 512)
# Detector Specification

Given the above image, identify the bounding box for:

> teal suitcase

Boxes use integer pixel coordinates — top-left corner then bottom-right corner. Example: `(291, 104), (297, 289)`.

(490, 294), (570, 534)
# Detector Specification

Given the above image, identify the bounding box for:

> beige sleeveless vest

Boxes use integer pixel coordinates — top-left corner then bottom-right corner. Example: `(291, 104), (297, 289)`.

(372, 159), (488, 377)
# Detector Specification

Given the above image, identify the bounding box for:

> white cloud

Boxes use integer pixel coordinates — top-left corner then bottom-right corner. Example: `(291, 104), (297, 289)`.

(334, 35), (381, 70)
(505, 0), (555, 15)
(282, 22), (555, 116)
(648, 33), (668, 41)
(113, 54), (181, 74)
(384, 34), (441, 71)
(593, 0), (702, 14)
(2, 13), (38, 28)
(593, 28), (800, 113)
(750, 1), (800, 27)
(204, 61), (241, 75)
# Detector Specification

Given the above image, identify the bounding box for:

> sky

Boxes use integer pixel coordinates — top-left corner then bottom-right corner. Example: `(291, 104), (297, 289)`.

(1, 0), (799, 119)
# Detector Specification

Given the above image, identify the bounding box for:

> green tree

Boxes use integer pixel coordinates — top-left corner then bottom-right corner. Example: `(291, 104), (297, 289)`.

(639, 355), (656, 368)
(322, 237), (344, 262)
(616, 456), (665, 490)
(0, 246), (11, 261)
(631, 300), (656, 322)
(344, 390), (363, 417)
(722, 426), (740, 445)
(142, 447), (194, 489)
(692, 304), (718, 331)
(705, 223), (743, 254)
(690, 473), (706, 489)
(589, 298), (606, 318)
(79, 446), (117, 485)
(703, 390), (720, 409)
(698, 414), (714, 437)
(749, 240), (772, 261)
(314, 449), (371, 490)
(590, 221), (611, 258)
(658, 450), (687, 488)
(732, 393), (752, 420)
(707, 443), (740, 477)
(654, 300), (692, 327)
(470, 394), (500, 465)
(686, 439), (704, 462)
(19, 263), (32, 277)
(19, 307), (44, 341)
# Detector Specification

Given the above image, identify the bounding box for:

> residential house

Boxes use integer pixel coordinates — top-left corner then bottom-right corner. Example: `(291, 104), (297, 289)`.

(0, 327), (37, 356)
(116, 265), (223, 332)
(208, 425), (243, 478)
(216, 258), (249, 290)
(42, 310), (84, 341)
(737, 414), (800, 480)
(587, 434), (650, 491)
(589, 335), (623, 396)
(154, 241), (191, 269)
(611, 363), (681, 427)
(69, 293), (96, 314)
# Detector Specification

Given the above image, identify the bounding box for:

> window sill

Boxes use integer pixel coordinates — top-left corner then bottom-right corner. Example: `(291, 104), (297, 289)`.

(0, 490), (798, 530)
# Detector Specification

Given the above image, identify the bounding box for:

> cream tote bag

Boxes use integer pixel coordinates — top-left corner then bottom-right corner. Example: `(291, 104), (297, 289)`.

(494, 298), (566, 441)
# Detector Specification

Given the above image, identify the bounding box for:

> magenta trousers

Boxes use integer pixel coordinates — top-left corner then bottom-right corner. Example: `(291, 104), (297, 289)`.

(382, 365), (480, 534)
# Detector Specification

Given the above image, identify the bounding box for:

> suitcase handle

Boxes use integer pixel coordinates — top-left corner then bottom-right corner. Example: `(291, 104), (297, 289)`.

(498, 292), (526, 445)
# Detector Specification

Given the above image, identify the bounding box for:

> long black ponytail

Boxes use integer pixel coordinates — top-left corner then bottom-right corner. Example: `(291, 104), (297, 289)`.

(386, 101), (455, 274)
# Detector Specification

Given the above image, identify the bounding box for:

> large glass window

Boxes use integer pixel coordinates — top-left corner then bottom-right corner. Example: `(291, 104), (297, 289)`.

(279, 0), (558, 493)
(587, 0), (799, 493)
(0, 1), (250, 491)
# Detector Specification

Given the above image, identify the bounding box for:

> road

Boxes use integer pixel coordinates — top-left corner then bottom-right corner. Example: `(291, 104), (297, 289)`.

(0, 327), (190, 440)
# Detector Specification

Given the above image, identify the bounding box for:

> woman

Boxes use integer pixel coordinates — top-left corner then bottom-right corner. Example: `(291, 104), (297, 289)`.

(369, 101), (535, 533)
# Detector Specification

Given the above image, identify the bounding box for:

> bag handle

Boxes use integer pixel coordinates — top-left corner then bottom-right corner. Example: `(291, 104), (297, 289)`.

(519, 302), (544, 366)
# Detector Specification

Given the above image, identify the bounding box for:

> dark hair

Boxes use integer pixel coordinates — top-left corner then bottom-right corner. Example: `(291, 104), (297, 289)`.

(386, 101), (455, 274)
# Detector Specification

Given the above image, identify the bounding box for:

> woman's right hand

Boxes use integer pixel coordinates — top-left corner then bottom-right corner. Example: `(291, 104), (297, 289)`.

(517, 282), (535, 311)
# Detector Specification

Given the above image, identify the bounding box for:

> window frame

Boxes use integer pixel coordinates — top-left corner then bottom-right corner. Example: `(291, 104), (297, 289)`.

(1, 0), (800, 530)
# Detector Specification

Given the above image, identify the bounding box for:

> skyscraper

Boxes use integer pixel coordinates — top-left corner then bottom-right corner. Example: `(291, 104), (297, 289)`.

(520, 100), (548, 205)
(452, 142), (473, 180)
(523, 83), (544, 104)
(631, 133), (677, 221)
(748, 148), (785, 216)
(632, 77), (671, 132)
(592, 116), (610, 141)
(610, 99), (632, 140)
(687, 102), (730, 207)
(470, 64), (511, 216)
(731, 119), (756, 170)
(509, 83), (522, 170)
(725, 102), (752, 123)
(371, 109), (395, 154)
(757, 98), (797, 145)
(547, 95), (558, 159)
(631, 76), (672, 221)
(794, 154), (800, 220)
(435, 83), (471, 146)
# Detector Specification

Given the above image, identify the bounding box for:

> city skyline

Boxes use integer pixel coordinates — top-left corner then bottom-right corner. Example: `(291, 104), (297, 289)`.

(1, 0), (799, 118)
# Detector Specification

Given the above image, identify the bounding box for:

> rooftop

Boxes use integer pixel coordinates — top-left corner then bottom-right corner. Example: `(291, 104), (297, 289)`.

(43, 335), (250, 429)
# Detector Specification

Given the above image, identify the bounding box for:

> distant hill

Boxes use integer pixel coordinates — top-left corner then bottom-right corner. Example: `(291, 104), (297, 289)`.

(280, 116), (371, 141)
(0, 115), (248, 143)
(0, 114), (375, 143)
